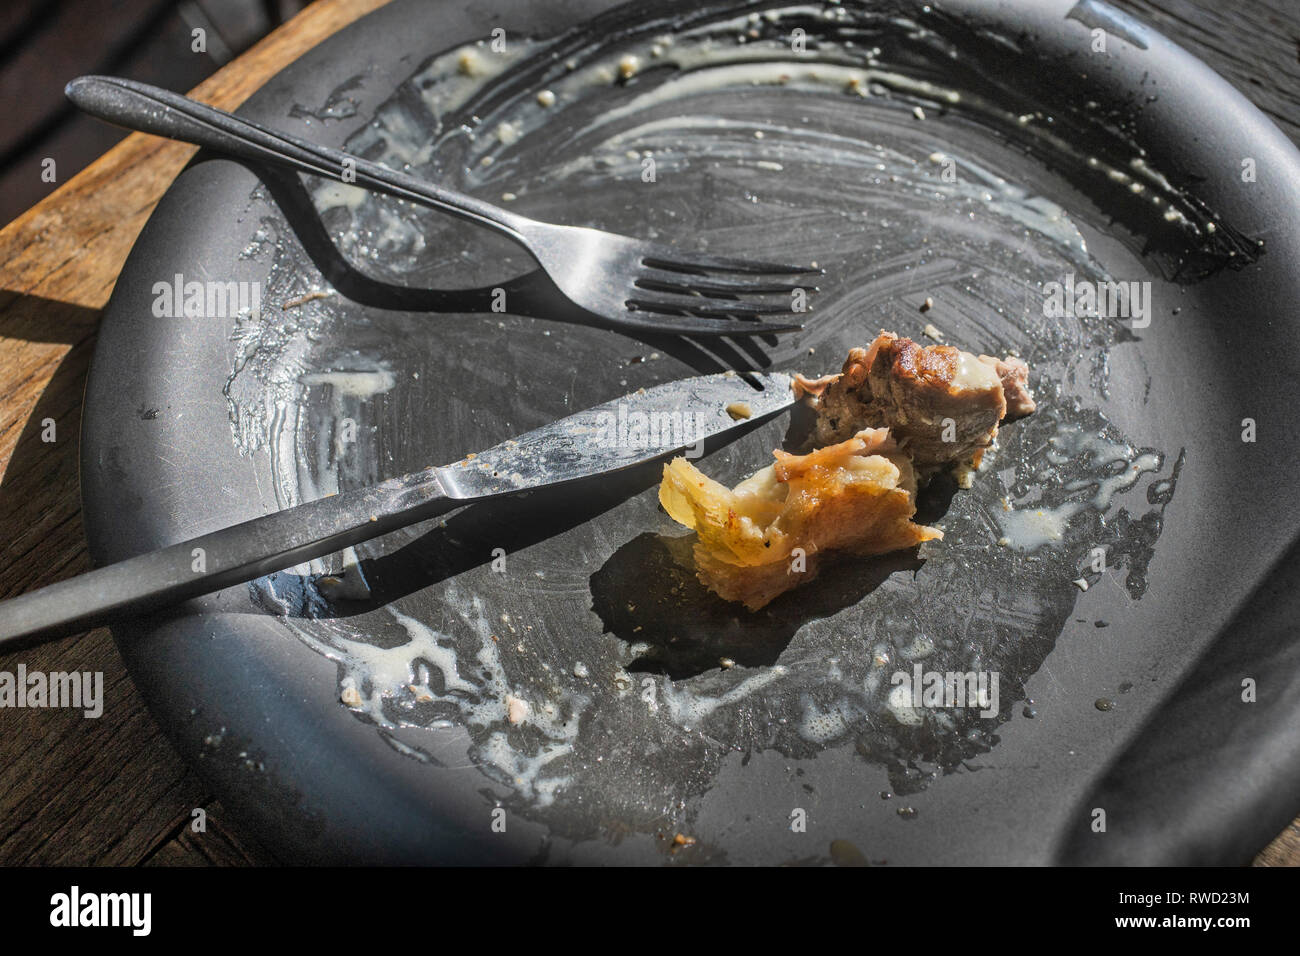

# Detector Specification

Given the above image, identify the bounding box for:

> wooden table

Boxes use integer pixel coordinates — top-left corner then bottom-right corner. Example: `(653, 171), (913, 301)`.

(0, 0), (1296, 865)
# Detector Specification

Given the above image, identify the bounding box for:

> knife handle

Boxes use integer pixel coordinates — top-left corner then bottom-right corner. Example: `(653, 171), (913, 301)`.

(0, 467), (458, 650)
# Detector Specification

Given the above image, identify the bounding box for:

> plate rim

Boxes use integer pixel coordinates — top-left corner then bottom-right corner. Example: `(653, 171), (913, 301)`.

(80, 0), (1300, 864)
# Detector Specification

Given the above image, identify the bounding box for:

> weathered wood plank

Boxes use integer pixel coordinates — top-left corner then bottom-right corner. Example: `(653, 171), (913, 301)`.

(0, 0), (391, 867)
(0, 0), (1296, 866)
(141, 801), (279, 867)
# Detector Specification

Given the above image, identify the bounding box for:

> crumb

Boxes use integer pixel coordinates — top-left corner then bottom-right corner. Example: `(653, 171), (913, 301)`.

(912, 105), (926, 120)
(536, 89), (556, 107)
(672, 833), (697, 848)
(725, 401), (752, 421)
(457, 49), (481, 77)
(340, 684), (362, 707)
(282, 290), (332, 310)
(1072, 578), (1089, 592)
(506, 695), (529, 725)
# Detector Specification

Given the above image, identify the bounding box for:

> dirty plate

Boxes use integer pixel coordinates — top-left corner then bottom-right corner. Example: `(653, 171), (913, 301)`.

(81, 0), (1300, 863)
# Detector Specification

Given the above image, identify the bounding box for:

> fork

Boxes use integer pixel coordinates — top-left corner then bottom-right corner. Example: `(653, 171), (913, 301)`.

(66, 75), (820, 337)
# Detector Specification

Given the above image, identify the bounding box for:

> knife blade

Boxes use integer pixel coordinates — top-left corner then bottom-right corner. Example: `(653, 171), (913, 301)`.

(0, 371), (795, 649)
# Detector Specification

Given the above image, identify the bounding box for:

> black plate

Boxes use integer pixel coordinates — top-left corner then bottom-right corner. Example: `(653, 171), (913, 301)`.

(81, 0), (1300, 864)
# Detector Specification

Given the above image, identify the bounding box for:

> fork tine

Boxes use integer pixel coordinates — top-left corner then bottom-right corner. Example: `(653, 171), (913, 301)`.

(627, 293), (804, 318)
(636, 267), (818, 296)
(617, 312), (805, 336)
(643, 251), (823, 275)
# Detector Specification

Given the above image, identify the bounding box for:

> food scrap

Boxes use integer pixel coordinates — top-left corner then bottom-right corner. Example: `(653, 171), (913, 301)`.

(505, 695), (529, 725)
(660, 427), (941, 610)
(660, 331), (1036, 609)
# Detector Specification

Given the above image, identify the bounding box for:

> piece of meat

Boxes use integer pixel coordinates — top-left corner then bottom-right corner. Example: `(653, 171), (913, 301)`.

(659, 332), (1036, 612)
(658, 428), (941, 610)
(977, 353), (1037, 420)
(791, 372), (840, 399)
(805, 331), (1032, 475)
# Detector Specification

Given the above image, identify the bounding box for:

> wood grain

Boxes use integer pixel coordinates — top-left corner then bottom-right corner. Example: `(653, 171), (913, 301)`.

(0, 0), (390, 866)
(0, 0), (1295, 866)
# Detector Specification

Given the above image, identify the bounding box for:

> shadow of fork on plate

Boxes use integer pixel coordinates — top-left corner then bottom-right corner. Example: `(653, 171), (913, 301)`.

(233, 159), (788, 376)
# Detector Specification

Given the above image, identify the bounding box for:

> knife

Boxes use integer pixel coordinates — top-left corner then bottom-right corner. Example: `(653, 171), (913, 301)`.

(0, 371), (795, 649)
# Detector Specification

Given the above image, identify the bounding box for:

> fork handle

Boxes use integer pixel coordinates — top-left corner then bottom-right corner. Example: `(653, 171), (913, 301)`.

(66, 75), (530, 243)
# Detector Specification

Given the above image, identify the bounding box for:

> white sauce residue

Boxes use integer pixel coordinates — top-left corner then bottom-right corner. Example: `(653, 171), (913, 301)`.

(998, 424), (1161, 551)
(886, 682), (924, 726)
(799, 697), (851, 742)
(660, 665), (788, 726)
(298, 369), (396, 397)
(285, 586), (589, 807)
